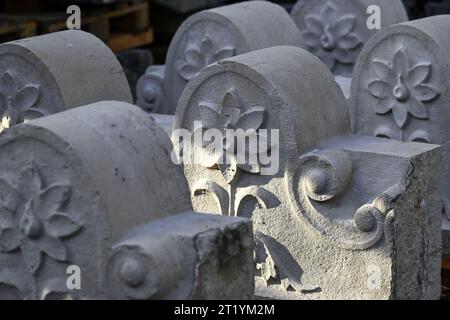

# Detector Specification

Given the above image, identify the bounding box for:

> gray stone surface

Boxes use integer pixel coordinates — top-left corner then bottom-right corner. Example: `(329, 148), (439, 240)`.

(291, 0), (408, 76)
(107, 211), (254, 300)
(0, 101), (191, 299)
(173, 46), (442, 299)
(136, 1), (304, 114)
(350, 15), (450, 256)
(0, 30), (132, 132)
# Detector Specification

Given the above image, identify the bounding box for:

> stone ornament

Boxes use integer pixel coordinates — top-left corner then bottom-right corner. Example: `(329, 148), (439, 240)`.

(0, 101), (192, 299)
(136, 1), (303, 114)
(0, 101), (254, 300)
(366, 47), (439, 129)
(106, 212), (254, 300)
(173, 46), (442, 299)
(350, 15), (450, 256)
(291, 0), (408, 76)
(0, 30), (132, 131)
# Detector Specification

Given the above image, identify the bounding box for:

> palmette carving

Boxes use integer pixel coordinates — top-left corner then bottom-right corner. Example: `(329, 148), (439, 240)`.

(255, 232), (320, 293)
(197, 88), (268, 178)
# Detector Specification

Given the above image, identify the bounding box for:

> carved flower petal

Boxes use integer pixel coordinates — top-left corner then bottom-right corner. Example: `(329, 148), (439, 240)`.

(392, 104), (409, 128)
(236, 106), (265, 131)
(222, 90), (242, 126)
(333, 15), (356, 38)
(35, 184), (70, 220)
(46, 212), (81, 238)
(304, 15), (324, 35)
(18, 162), (42, 199)
(338, 33), (362, 50)
(393, 48), (409, 76)
(320, 3), (336, 22)
(212, 47), (235, 63)
(302, 32), (320, 48)
(21, 240), (42, 274)
(0, 178), (21, 211)
(0, 227), (21, 253)
(200, 37), (214, 56)
(332, 47), (354, 64)
(367, 80), (390, 99)
(407, 97), (428, 120)
(14, 85), (39, 112)
(374, 102), (394, 115)
(199, 101), (220, 129)
(372, 60), (395, 84)
(408, 63), (431, 86)
(40, 236), (67, 262)
(184, 48), (204, 69)
(0, 71), (18, 97)
(413, 84), (439, 102)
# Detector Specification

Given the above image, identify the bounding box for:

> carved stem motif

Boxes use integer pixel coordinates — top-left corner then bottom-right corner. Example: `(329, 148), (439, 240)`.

(193, 88), (278, 217)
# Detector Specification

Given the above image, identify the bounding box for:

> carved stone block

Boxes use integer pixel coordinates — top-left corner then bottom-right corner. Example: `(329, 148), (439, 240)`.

(0, 30), (132, 132)
(173, 46), (442, 299)
(136, 1), (303, 114)
(291, 0), (408, 76)
(350, 16), (450, 256)
(107, 211), (254, 300)
(0, 101), (192, 299)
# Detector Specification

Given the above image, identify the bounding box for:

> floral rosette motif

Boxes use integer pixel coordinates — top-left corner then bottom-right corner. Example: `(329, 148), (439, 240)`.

(176, 35), (235, 81)
(367, 47), (439, 128)
(0, 162), (82, 275)
(302, 2), (363, 70)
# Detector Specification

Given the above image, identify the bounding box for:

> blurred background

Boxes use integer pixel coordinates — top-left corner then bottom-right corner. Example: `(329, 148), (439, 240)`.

(0, 0), (447, 99)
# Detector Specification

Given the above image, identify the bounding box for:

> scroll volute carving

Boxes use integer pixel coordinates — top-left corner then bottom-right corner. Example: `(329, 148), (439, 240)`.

(290, 149), (402, 251)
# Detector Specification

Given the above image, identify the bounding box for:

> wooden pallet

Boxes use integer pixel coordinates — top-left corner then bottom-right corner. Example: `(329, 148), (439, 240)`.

(444, 257), (450, 270)
(0, 0), (153, 52)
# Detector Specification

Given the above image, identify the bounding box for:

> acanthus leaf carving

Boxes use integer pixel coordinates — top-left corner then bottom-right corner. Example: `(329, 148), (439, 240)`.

(255, 232), (320, 294)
